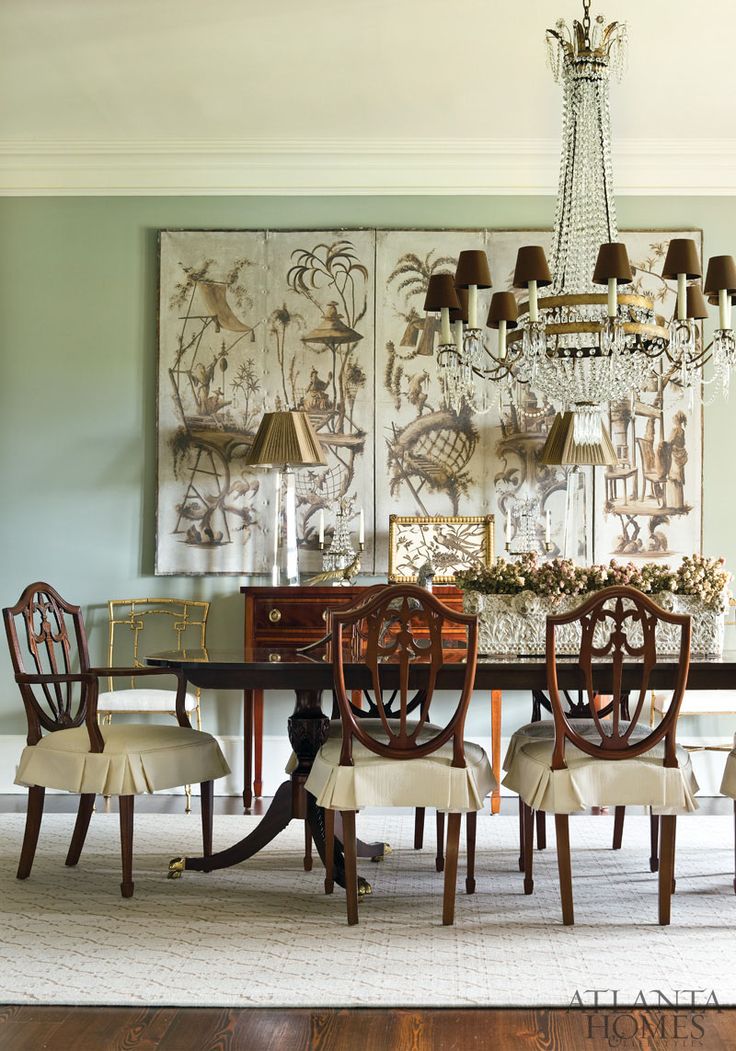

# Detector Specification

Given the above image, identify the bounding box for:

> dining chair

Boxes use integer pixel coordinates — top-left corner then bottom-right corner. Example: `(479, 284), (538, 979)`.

(99, 598), (210, 812)
(503, 585), (695, 925)
(720, 743), (736, 893)
(306, 584), (494, 926)
(4, 582), (230, 897)
(298, 584), (449, 874)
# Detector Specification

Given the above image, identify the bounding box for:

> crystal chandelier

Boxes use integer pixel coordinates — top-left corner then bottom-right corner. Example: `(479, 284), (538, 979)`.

(423, 0), (736, 462)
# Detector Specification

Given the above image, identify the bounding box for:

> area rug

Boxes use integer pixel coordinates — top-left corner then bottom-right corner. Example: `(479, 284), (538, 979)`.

(0, 812), (734, 1007)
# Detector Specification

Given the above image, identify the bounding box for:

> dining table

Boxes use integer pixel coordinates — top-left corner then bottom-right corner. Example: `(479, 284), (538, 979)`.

(148, 644), (736, 892)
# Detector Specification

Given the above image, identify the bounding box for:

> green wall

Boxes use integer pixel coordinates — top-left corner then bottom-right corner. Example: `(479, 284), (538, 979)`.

(1, 195), (735, 740)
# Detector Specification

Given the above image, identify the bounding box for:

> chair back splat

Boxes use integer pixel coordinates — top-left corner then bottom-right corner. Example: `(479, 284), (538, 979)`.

(3, 581), (100, 747)
(546, 585), (691, 771)
(331, 584), (478, 768)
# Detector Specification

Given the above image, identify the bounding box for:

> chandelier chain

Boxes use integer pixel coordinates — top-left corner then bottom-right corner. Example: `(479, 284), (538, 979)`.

(582, 0), (591, 47)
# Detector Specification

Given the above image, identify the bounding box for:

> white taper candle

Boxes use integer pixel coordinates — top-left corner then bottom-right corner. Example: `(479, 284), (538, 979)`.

(545, 509), (551, 545)
(498, 319), (507, 359)
(677, 273), (687, 322)
(358, 508), (365, 545)
(440, 306), (452, 345)
(720, 288), (732, 331)
(506, 505), (512, 545)
(318, 508), (324, 545)
(528, 280), (538, 323)
(607, 277), (617, 319)
(468, 285), (478, 329)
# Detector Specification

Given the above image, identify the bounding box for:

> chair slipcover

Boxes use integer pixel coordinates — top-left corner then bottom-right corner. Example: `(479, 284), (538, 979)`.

(503, 731), (699, 815)
(285, 717), (443, 775)
(15, 723), (229, 796)
(306, 719), (494, 813)
(97, 689), (198, 713)
(720, 746), (736, 799)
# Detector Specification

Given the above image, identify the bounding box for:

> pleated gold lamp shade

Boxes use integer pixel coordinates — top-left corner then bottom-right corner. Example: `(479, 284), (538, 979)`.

(246, 411), (326, 468)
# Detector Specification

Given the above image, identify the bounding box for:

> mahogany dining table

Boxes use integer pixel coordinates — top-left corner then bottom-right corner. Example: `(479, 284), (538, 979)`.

(148, 645), (736, 891)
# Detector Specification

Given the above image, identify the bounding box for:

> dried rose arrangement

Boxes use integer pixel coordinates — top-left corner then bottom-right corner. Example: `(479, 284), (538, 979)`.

(456, 553), (731, 612)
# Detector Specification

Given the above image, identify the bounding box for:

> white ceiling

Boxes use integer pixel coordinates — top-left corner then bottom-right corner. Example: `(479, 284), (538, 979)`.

(2, 0), (736, 194)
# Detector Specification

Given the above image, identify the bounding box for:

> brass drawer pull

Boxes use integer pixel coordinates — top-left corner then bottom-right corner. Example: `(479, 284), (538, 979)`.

(322, 610), (329, 622)
(268, 609), (282, 623)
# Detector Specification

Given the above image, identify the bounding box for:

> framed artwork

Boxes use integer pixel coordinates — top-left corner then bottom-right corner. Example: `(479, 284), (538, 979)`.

(156, 229), (702, 575)
(387, 515), (494, 584)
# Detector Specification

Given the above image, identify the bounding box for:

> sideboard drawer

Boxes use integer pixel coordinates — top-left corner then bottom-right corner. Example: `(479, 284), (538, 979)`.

(252, 594), (360, 635)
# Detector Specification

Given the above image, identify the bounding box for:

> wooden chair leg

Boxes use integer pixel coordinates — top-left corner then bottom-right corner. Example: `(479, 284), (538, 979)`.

(254, 688), (264, 799)
(612, 805), (625, 850)
(658, 815), (676, 925)
(200, 780), (213, 865)
(17, 785), (45, 880)
(304, 820), (313, 872)
(465, 810), (477, 895)
(555, 813), (574, 926)
(414, 807), (426, 850)
(324, 808), (335, 894)
(119, 796), (135, 898)
(535, 809), (547, 850)
(523, 802), (534, 895)
(650, 809), (660, 872)
(340, 810), (359, 925)
(518, 797), (525, 872)
(435, 811), (445, 872)
(242, 689), (253, 809)
(65, 793), (95, 867)
(443, 813), (462, 925)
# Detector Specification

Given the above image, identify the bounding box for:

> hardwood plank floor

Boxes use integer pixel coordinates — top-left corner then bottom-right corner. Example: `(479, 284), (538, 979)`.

(0, 1007), (734, 1050)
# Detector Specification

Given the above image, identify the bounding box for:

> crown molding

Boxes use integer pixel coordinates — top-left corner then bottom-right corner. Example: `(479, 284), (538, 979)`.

(1, 137), (736, 196)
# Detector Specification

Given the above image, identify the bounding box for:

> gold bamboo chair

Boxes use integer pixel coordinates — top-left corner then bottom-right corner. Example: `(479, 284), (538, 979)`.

(98, 598), (209, 812)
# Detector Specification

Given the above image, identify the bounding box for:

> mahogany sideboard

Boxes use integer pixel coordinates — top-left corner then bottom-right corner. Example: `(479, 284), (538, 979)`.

(241, 584), (502, 812)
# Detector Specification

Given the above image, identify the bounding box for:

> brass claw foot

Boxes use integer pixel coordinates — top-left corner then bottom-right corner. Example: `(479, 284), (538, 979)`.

(370, 843), (393, 863)
(168, 857), (186, 880)
(358, 877), (372, 898)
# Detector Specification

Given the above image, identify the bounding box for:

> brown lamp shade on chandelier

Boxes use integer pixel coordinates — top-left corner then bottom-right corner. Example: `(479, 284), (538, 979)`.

(245, 410), (327, 468)
(450, 287), (469, 324)
(423, 273), (461, 312)
(662, 238), (702, 280)
(592, 242), (633, 285)
(686, 284), (708, 320)
(704, 255), (736, 296)
(454, 249), (492, 289)
(541, 412), (617, 467)
(513, 246), (552, 288)
(486, 291), (519, 329)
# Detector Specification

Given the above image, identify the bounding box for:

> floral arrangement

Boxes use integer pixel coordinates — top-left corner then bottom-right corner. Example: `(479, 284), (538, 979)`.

(456, 552), (731, 612)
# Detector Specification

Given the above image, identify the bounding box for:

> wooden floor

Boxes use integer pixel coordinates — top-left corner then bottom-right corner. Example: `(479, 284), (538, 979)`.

(1, 1006), (735, 1050)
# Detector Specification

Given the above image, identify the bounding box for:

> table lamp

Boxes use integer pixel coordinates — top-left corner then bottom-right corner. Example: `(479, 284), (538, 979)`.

(246, 410), (326, 586)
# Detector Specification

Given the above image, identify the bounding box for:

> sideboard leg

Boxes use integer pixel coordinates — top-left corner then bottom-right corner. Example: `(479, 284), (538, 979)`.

(242, 690), (253, 810)
(491, 690), (502, 815)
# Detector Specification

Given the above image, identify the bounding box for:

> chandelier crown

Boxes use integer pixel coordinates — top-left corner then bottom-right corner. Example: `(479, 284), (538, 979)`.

(547, 2), (627, 82)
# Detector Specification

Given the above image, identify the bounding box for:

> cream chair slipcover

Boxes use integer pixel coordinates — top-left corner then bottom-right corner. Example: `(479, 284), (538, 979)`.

(306, 718), (494, 813)
(503, 735), (699, 815)
(720, 741), (736, 799)
(15, 723), (230, 797)
(97, 688), (199, 713)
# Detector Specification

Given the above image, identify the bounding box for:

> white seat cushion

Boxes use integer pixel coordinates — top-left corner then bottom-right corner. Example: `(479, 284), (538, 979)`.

(503, 718), (651, 773)
(285, 717), (443, 775)
(97, 689), (198, 713)
(14, 723), (230, 796)
(721, 750), (736, 799)
(503, 733), (699, 816)
(305, 719), (494, 813)
(652, 691), (736, 716)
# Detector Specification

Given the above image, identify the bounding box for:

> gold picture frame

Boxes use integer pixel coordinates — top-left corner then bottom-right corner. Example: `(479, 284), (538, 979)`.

(387, 514), (495, 584)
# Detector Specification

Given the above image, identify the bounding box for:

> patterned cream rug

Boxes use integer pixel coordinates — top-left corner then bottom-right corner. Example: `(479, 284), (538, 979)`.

(0, 812), (734, 1007)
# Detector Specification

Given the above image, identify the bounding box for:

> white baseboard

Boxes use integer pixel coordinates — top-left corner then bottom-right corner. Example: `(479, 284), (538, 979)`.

(0, 733), (728, 798)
